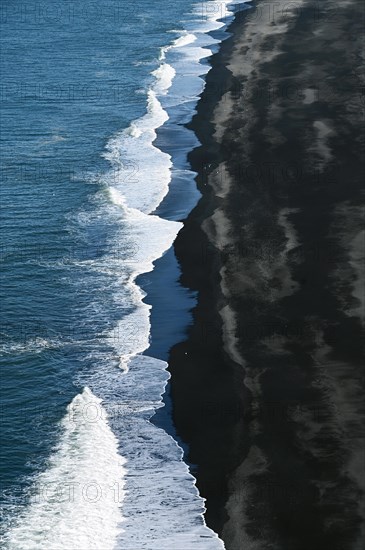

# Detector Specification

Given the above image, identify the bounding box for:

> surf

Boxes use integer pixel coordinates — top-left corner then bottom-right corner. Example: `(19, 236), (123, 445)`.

(4, 388), (126, 550)
(1, 2), (252, 548)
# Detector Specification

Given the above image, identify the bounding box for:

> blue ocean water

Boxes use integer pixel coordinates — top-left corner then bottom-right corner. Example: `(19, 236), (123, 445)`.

(0, 1), (250, 547)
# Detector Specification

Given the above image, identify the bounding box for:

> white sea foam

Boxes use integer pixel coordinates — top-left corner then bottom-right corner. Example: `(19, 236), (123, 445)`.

(174, 32), (197, 48)
(151, 63), (176, 94)
(160, 31), (198, 60)
(4, 388), (126, 550)
(0, 337), (60, 356)
(194, 0), (251, 31)
(76, 357), (225, 549)
(102, 90), (171, 214)
(105, 186), (182, 373)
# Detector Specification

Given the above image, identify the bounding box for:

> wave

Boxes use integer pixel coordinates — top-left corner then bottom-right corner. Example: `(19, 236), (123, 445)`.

(160, 31), (197, 60)
(102, 93), (171, 213)
(3, 388), (126, 550)
(0, 337), (61, 357)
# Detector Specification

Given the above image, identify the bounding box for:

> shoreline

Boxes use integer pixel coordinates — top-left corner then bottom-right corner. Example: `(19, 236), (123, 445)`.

(168, 3), (255, 536)
(168, 1), (365, 548)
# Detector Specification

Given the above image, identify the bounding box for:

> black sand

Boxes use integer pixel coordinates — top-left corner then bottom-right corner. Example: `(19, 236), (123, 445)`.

(168, 1), (364, 549)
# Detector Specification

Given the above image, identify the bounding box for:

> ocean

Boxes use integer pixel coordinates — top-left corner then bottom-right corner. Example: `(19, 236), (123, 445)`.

(0, 1), (250, 548)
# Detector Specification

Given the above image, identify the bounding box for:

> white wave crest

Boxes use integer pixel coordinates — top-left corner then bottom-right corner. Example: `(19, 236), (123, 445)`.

(160, 31), (197, 60)
(152, 63), (176, 95)
(4, 388), (126, 550)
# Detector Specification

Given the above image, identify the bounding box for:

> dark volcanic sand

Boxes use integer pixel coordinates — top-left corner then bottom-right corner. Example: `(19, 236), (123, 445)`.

(168, 1), (365, 549)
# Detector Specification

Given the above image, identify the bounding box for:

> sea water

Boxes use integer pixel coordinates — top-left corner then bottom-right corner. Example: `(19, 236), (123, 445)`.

(0, 1), (251, 547)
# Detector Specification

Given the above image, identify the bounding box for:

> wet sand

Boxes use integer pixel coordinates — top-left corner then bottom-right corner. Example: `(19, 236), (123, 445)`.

(168, 1), (364, 549)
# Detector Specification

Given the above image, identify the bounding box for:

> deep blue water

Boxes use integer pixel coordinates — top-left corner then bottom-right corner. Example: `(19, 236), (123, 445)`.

(0, 1), (249, 547)
(0, 0), (191, 496)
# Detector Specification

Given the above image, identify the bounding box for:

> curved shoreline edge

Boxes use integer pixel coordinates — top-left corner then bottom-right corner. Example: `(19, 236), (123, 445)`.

(168, 1), (365, 549)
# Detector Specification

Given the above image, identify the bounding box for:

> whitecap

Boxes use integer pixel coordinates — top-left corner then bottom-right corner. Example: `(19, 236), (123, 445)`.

(4, 388), (126, 550)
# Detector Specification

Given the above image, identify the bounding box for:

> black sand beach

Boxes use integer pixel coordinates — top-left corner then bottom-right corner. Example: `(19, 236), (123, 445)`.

(168, 1), (364, 548)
